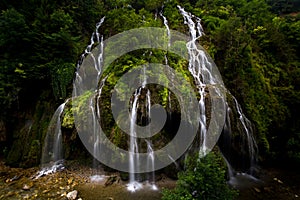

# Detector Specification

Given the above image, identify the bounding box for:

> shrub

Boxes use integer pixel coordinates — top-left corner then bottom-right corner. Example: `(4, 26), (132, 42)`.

(162, 152), (238, 200)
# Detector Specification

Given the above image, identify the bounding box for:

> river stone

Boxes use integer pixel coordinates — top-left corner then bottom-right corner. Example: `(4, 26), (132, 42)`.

(66, 190), (78, 200)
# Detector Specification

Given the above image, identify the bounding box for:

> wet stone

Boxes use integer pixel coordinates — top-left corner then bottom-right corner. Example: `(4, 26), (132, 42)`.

(66, 190), (78, 200)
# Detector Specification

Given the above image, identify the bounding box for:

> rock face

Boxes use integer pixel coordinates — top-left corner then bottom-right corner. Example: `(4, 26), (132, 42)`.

(0, 120), (6, 142)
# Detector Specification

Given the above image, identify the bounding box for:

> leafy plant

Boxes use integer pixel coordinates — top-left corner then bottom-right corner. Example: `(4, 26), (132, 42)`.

(162, 152), (238, 200)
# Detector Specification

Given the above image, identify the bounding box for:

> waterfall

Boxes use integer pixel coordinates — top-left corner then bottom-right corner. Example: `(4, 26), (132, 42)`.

(178, 5), (209, 155)
(145, 88), (157, 190)
(127, 88), (143, 192)
(42, 100), (68, 164)
(178, 6), (258, 181)
(89, 78), (107, 183)
(39, 4), (259, 190)
(160, 9), (171, 47)
(127, 65), (158, 191)
(160, 10), (173, 125)
(74, 16), (105, 97)
(146, 140), (158, 190)
(36, 99), (69, 178)
(233, 96), (258, 170)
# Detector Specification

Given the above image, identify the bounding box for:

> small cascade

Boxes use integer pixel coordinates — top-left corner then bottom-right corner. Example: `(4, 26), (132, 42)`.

(127, 88), (143, 192)
(145, 88), (157, 190)
(232, 96), (258, 171)
(168, 154), (180, 169)
(37, 99), (69, 178)
(178, 5), (209, 155)
(90, 97), (101, 178)
(90, 78), (107, 182)
(74, 17), (106, 181)
(178, 5), (259, 184)
(218, 97), (259, 185)
(127, 65), (158, 191)
(161, 10), (173, 123)
(74, 16), (105, 97)
(146, 140), (158, 190)
(160, 9), (171, 47)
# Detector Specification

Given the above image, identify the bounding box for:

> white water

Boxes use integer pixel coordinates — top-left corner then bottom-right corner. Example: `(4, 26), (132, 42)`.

(146, 140), (155, 183)
(54, 102), (67, 161)
(127, 88), (142, 192)
(74, 16), (105, 97)
(178, 6), (209, 155)
(145, 89), (156, 188)
(127, 68), (158, 191)
(43, 101), (67, 164)
(91, 78), (107, 180)
(38, 99), (69, 178)
(160, 9), (171, 47)
(178, 6), (258, 183)
(232, 96), (258, 171)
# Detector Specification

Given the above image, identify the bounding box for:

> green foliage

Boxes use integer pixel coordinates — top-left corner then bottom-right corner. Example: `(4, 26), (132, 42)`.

(162, 152), (238, 200)
(49, 60), (75, 100)
(61, 101), (75, 129)
(286, 132), (300, 165)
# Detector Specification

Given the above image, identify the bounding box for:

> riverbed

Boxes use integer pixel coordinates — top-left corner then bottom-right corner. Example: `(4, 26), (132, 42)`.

(0, 160), (299, 200)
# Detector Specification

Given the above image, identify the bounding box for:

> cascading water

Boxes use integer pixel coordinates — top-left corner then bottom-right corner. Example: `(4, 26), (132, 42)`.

(160, 10), (173, 120)
(39, 4), (260, 191)
(160, 9), (171, 47)
(76, 17), (106, 182)
(36, 99), (69, 178)
(233, 96), (258, 170)
(145, 88), (157, 190)
(127, 63), (158, 191)
(74, 16), (105, 97)
(127, 88), (143, 192)
(178, 5), (210, 155)
(219, 96), (259, 184)
(177, 6), (259, 183)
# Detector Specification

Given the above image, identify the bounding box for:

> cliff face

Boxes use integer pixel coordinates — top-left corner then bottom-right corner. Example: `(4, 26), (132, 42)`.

(1, 90), (54, 167)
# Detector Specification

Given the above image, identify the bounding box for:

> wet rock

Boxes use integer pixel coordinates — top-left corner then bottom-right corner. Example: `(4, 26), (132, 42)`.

(120, 172), (129, 181)
(273, 177), (283, 184)
(66, 190), (78, 200)
(42, 189), (50, 194)
(68, 177), (74, 185)
(263, 187), (272, 192)
(105, 175), (118, 186)
(6, 175), (21, 182)
(254, 187), (261, 193)
(22, 183), (32, 190)
(0, 120), (6, 142)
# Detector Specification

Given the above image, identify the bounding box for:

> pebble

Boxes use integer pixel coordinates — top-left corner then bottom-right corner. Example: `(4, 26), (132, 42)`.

(22, 184), (31, 190)
(254, 187), (261, 193)
(273, 177), (283, 184)
(68, 178), (74, 185)
(67, 190), (78, 200)
(42, 189), (50, 194)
